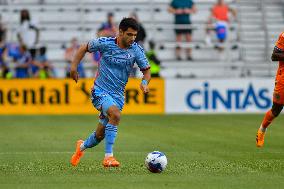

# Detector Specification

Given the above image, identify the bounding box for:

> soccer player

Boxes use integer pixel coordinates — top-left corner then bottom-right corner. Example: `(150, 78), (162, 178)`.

(256, 32), (284, 147)
(70, 18), (151, 167)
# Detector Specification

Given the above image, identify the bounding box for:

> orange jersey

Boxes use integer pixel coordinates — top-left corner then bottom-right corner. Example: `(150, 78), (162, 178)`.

(275, 32), (284, 49)
(212, 5), (229, 22)
(273, 32), (284, 104)
(273, 67), (284, 105)
(275, 32), (284, 68)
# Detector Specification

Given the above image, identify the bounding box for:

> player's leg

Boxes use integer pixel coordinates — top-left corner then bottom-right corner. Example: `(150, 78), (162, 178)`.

(81, 113), (108, 150)
(81, 124), (105, 150)
(71, 88), (109, 166)
(102, 105), (121, 167)
(260, 103), (283, 131)
(70, 139), (84, 166)
(257, 69), (284, 147)
(256, 102), (283, 147)
(70, 121), (107, 166)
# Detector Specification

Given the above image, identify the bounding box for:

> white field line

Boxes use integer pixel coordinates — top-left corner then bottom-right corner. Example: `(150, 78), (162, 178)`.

(0, 151), (284, 155)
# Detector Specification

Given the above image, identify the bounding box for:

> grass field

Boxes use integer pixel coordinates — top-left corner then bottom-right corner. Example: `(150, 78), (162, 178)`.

(0, 114), (284, 189)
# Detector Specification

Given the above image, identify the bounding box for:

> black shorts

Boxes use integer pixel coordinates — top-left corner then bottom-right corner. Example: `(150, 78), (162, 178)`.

(175, 23), (192, 35)
(175, 28), (192, 35)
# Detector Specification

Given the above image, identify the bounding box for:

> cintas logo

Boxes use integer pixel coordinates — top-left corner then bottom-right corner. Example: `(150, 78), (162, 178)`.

(186, 82), (271, 110)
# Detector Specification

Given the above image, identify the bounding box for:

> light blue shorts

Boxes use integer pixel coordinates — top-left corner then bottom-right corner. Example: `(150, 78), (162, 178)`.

(91, 87), (124, 126)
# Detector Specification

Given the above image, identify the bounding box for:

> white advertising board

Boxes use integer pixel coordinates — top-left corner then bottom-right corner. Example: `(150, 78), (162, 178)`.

(166, 78), (275, 113)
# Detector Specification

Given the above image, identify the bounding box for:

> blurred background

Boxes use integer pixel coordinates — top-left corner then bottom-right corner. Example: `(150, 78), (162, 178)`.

(0, 0), (283, 114)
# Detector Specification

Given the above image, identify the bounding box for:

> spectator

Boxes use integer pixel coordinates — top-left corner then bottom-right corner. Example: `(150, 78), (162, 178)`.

(130, 12), (147, 46)
(14, 45), (32, 78)
(205, 0), (237, 50)
(65, 37), (86, 78)
(0, 14), (8, 78)
(17, 9), (40, 59)
(97, 12), (118, 37)
(168, 0), (197, 61)
(146, 41), (161, 78)
(0, 14), (6, 44)
(0, 44), (9, 78)
(31, 47), (55, 78)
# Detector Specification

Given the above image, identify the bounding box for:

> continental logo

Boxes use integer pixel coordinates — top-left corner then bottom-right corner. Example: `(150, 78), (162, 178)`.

(0, 79), (164, 114)
(0, 82), (159, 105)
(0, 83), (70, 105)
(125, 88), (157, 104)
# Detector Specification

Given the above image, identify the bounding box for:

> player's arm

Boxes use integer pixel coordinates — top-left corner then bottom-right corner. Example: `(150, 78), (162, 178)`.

(271, 47), (284, 61)
(135, 44), (151, 94)
(140, 68), (151, 94)
(70, 43), (88, 83)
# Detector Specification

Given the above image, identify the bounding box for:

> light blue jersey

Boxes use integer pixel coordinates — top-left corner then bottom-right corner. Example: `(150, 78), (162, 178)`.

(88, 37), (150, 97)
(87, 37), (150, 117)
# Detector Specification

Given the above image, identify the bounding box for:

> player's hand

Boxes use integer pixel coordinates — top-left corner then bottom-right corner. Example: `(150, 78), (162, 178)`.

(140, 83), (150, 94)
(70, 68), (79, 83)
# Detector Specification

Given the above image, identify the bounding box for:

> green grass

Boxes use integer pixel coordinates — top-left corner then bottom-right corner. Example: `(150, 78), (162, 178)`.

(0, 114), (284, 189)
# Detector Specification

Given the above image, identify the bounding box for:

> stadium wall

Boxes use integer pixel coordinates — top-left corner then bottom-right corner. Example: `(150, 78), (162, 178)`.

(0, 78), (275, 114)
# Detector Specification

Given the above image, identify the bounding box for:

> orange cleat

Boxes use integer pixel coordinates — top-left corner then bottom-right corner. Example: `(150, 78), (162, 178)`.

(70, 140), (84, 166)
(102, 156), (120, 167)
(256, 129), (265, 147)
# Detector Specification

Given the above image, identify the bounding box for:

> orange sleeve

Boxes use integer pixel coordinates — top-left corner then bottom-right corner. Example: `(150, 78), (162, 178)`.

(275, 32), (284, 50)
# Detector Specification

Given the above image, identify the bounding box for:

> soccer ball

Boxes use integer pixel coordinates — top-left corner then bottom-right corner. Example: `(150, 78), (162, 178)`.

(145, 151), (167, 173)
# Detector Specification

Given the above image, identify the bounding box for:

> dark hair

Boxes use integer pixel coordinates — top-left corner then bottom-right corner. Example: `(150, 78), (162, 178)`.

(119, 17), (139, 32)
(20, 9), (30, 23)
(107, 12), (114, 17)
(149, 40), (155, 49)
(20, 44), (28, 51)
(39, 46), (46, 55)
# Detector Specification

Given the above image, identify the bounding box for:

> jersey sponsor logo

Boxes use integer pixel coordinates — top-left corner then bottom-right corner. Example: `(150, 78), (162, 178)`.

(98, 37), (114, 43)
(105, 51), (134, 65)
(186, 82), (271, 110)
(125, 53), (132, 59)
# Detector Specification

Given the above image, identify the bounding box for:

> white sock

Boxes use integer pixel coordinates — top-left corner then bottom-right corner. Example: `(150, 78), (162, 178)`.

(260, 125), (267, 133)
(80, 142), (86, 151)
(105, 153), (113, 157)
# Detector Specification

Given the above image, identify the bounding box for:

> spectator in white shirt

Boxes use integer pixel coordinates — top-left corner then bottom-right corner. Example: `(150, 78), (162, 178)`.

(17, 9), (40, 59)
